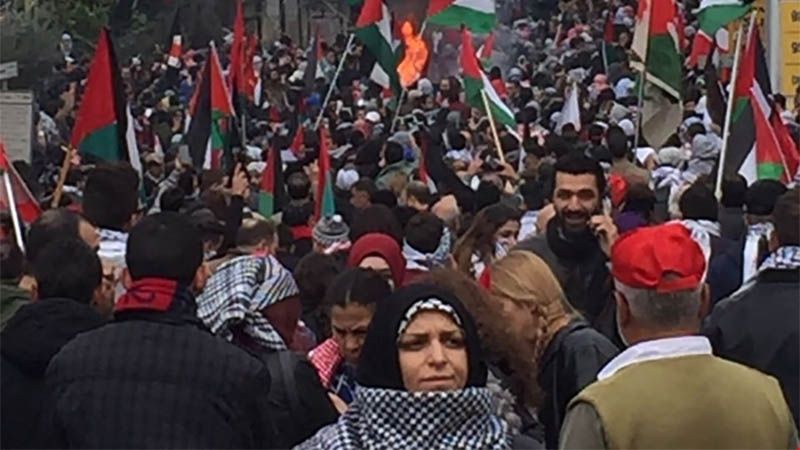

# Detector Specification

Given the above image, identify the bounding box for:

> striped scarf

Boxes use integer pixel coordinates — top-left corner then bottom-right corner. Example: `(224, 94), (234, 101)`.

(197, 254), (299, 351)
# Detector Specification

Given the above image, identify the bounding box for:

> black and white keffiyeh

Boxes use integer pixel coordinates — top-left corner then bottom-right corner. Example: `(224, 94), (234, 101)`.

(197, 254), (299, 351)
(296, 387), (510, 450)
(759, 246), (800, 271)
(397, 298), (462, 336)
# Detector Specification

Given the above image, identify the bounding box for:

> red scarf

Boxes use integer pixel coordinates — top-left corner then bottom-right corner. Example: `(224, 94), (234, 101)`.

(291, 225), (313, 241)
(115, 278), (180, 313)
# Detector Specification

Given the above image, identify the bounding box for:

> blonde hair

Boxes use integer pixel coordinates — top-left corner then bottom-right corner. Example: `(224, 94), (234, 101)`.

(489, 251), (577, 362)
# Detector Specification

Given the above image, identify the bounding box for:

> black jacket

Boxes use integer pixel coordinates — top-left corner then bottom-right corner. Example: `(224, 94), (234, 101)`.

(1, 298), (106, 449)
(515, 222), (620, 346)
(261, 351), (339, 448)
(703, 268), (800, 428)
(537, 320), (619, 449)
(39, 308), (274, 448)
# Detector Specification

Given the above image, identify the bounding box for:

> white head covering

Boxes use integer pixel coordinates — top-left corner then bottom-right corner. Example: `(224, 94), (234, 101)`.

(336, 168), (360, 190)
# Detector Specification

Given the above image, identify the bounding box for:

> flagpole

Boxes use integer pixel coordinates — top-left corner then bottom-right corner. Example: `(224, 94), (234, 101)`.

(481, 90), (506, 164)
(632, 69), (646, 151)
(715, 13), (752, 200)
(2, 169), (25, 254)
(315, 33), (356, 130)
(51, 145), (73, 208)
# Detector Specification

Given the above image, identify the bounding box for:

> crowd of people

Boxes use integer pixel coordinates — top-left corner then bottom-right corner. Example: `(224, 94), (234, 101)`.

(1, 0), (799, 448)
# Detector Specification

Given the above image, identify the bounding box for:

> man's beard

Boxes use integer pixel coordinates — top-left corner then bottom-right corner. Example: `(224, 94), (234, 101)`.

(555, 205), (602, 240)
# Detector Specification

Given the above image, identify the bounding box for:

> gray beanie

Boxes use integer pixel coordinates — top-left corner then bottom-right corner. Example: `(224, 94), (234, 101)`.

(313, 214), (351, 251)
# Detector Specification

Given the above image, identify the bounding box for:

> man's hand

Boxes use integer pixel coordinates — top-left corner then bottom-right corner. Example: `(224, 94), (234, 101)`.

(231, 163), (250, 198)
(589, 215), (619, 258)
(537, 204), (555, 233)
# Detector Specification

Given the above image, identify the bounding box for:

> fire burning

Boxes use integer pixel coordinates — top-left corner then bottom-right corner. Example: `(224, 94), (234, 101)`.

(397, 21), (428, 88)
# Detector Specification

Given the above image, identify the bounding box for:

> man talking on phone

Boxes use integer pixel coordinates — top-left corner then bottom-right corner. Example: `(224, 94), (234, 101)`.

(516, 152), (620, 345)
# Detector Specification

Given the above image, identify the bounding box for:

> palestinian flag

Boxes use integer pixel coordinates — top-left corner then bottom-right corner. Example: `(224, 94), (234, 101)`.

(186, 43), (235, 169)
(428, 0), (495, 34)
(315, 125), (336, 220)
(229, 0), (246, 94)
(477, 32), (494, 68)
(631, 0), (683, 148)
(303, 30), (325, 97)
(70, 28), (138, 167)
(725, 25), (800, 184)
(0, 142), (41, 224)
(166, 8), (182, 69)
(289, 125), (305, 157)
(258, 145), (285, 217)
(461, 28), (515, 128)
(687, 27), (731, 68)
(631, 0), (682, 99)
(695, 0), (750, 35)
(355, 0), (401, 95)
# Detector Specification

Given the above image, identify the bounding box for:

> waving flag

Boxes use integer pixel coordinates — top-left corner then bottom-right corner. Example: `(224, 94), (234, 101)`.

(186, 44), (235, 169)
(259, 145), (286, 217)
(461, 28), (515, 128)
(315, 125), (336, 220)
(0, 142), (41, 224)
(428, 0), (495, 34)
(355, 0), (401, 95)
(71, 28), (138, 169)
(695, 0), (750, 35)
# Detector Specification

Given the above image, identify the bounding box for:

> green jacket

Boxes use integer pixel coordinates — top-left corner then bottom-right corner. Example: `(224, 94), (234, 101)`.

(375, 160), (416, 192)
(1, 281), (29, 331)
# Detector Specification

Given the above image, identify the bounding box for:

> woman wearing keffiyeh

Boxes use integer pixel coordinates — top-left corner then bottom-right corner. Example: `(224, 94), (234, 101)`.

(297, 283), (511, 450)
(196, 253), (301, 352)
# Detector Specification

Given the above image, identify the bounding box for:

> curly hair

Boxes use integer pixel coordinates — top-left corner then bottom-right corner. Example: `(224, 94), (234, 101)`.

(422, 268), (543, 408)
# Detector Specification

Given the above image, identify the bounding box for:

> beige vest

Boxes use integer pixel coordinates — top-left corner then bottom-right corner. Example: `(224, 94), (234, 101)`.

(572, 355), (794, 449)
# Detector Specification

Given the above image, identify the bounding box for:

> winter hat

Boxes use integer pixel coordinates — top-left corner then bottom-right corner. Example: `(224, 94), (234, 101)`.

(618, 119), (635, 137)
(336, 168), (360, 191)
(614, 78), (635, 99)
(657, 146), (683, 166)
(313, 215), (351, 254)
(417, 78), (434, 96)
(365, 111), (381, 124)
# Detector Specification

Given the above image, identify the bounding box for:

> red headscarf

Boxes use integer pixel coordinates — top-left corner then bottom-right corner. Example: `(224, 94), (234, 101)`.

(347, 233), (406, 287)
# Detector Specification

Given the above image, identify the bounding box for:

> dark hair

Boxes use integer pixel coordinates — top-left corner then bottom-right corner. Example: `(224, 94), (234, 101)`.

(372, 189), (398, 208)
(324, 268), (391, 310)
(520, 179), (545, 211)
(126, 212), (203, 284)
(686, 123), (706, 141)
(384, 142), (404, 165)
(159, 187), (186, 212)
(404, 212), (444, 253)
(606, 125), (629, 159)
(449, 132), (466, 150)
(522, 138), (546, 159)
(453, 204), (521, 274)
(721, 176), (747, 208)
(287, 172), (311, 200)
(475, 181), (502, 212)
(553, 152), (607, 197)
(679, 183), (719, 221)
(405, 181), (435, 207)
(622, 183), (656, 216)
(350, 204), (403, 243)
(32, 238), (101, 303)
(236, 219), (277, 248)
(27, 209), (83, 263)
(773, 93), (786, 110)
(351, 178), (377, 198)
(83, 163), (139, 231)
(294, 252), (343, 311)
(0, 238), (24, 281)
(772, 188), (799, 246)
(744, 179), (788, 216)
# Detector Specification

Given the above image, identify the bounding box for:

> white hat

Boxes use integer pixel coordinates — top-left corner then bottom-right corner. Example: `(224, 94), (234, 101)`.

(365, 111), (381, 123)
(247, 161), (267, 174)
(618, 118), (635, 137)
(336, 168), (360, 190)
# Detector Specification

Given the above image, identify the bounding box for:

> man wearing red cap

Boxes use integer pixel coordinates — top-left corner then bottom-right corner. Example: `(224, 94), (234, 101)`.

(560, 223), (797, 449)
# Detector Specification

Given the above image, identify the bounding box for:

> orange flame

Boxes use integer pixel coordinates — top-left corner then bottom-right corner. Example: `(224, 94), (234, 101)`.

(397, 21), (428, 88)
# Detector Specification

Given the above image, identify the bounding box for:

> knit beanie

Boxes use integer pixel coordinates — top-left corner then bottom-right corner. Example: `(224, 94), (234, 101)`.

(313, 215), (351, 253)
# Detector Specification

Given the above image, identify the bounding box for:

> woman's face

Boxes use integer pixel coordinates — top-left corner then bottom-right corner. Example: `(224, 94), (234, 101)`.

(398, 311), (468, 392)
(494, 220), (520, 250)
(331, 303), (376, 366)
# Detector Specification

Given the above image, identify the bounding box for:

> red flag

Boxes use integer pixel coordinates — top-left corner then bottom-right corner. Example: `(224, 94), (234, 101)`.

(315, 125), (335, 220)
(687, 31), (713, 68)
(229, 0), (246, 93)
(604, 13), (615, 43)
(0, 143), (41, 223)
(289, 125), (305, 157)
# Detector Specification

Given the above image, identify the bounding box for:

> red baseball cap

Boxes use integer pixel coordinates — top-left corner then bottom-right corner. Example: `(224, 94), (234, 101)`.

(611, 223), (706, 293)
